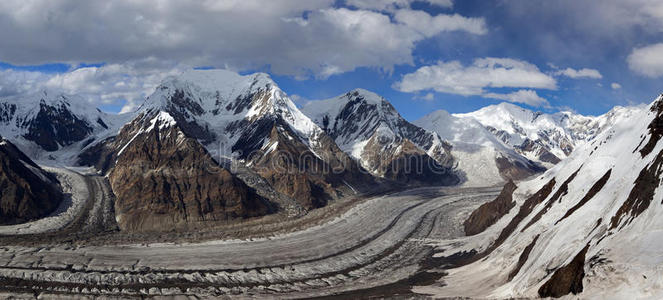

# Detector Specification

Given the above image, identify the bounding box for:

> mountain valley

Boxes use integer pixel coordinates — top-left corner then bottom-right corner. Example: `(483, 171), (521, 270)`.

(0, 69), (657, 299)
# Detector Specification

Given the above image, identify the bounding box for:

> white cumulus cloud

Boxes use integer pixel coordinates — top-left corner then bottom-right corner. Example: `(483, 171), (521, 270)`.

(0, 60), (189, 113)
(627, 43), (663, 77)
(393, 57), (557, 96)
(483, 90), (549, 107)
(0, 0), (484, 79)
(346, 0), (453, 11)
(555, 67), (602, 79)
(611, 82), (622, 89)
(394, 9), (487, 36)
(0, 69), (51, 97)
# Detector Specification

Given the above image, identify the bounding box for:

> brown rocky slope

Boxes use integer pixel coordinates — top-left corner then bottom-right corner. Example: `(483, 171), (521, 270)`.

(0, 137), (63, 225)
(102, 112), (275, 232)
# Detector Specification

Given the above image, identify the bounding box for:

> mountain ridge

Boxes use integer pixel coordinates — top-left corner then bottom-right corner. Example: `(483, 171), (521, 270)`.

(422, 94), (662, 298)
(0, 69), (641, 232)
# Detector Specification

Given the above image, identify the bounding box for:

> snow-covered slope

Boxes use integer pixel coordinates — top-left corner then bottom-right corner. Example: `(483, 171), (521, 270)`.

(302, 89), (459, 185)
(0, 90), (130, 163)
(454, 102), (638, 165)
(415, 110), (544, 186)
(421, 95), (660, 298)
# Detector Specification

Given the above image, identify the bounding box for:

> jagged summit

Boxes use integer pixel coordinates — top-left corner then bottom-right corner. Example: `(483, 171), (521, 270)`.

(302, 89), (459, 185)
(453, 101), (634, 164)
(303, 88), (444, 151)
(140, 69), (278, 113)
(135, 69), (319, 147)
(0, 90), (126, 156)
(0, 90), (102, 122)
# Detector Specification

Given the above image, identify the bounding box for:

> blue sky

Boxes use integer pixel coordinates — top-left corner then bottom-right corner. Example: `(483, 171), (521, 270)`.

(0, 0), (662, 121)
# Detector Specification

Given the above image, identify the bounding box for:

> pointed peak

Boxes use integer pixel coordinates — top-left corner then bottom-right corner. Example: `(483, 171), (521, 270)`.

(344, 88), (384, 105)
(146, 111), (177, 131)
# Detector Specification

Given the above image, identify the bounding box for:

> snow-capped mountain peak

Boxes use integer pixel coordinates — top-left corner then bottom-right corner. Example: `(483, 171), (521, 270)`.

(0, 90), (128, 161)
(303, 89), (415, 150)
(302, 89), (459, 184)
(416, 109), (545, 186)
(453, 101), (636, 164)
(136, 69), (320, 145)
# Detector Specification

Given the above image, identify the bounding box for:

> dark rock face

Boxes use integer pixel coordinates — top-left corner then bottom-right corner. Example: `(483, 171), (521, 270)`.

(517, 139), (561, 164)
(495, 157), (546, 181)
(77, 136), (118, 174)
(372, 138), (454, 185)
(610, 147), (663, 230)
(464, 180), (517, 236)
(639, 96), (663, 157)
(23, 101), (94, 151)
(522, 168), (581, 232)
(538, 244), (589, 298)
(0, 103), (17, 123)
(162, 89), (216, 144)
(556, 169), (611, 225)
(516, 139), (573, 164)
(103, 113), (274, 232)
(488, 178), (556, 253)
(377, 139), (458, 186)
(240, 118), (374, 209)
(508, 234), (539, 281)
(0, 139), (62, 225)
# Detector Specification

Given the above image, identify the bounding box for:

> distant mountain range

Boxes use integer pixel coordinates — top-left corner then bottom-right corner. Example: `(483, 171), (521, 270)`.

(0, 69), (636, 231)
(429, 93), (662, 299)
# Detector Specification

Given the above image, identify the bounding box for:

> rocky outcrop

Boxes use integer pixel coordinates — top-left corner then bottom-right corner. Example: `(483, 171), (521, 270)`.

(517, 138), (561, 164)
(463, 180), (517, 236)
(239, 118), (374, 209)
(377, 139), (458, 185)
(106, 112), (274, 232)
(610, 147), (663, 230)
(0, 138), (62, 225)
(495, 156), (546, 181)
(489, 178), (556, 251)
(22, 100), (94, 151)
(508, 234), (539, 281)
(638, 95), (663, 157)
(538, 244), (589, 298)
(556, 169), (611, 225)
